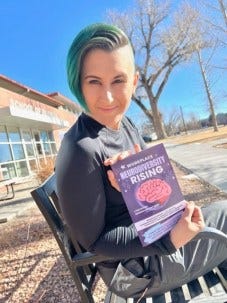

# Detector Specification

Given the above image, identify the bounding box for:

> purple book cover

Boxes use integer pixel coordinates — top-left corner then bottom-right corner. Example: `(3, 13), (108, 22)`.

(111, 143), (186, 246)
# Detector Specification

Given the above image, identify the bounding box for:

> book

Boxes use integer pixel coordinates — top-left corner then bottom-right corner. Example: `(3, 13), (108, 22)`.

(111, 143), (186, 246)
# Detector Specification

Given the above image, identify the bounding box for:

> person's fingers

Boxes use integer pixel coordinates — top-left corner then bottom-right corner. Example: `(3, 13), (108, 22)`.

(182, 202), (205, 232)
(170, 202), (205, 249)
(182, 201), (195, 220)
(107, 170), (120, 191)
(104, 144), (142, 166)
(103, 154), (120, 166)
(118, 150), (132, 160)
(104, 150), (131, 166)
(192, 206), (205, 226)
(134, 144), (141, 153)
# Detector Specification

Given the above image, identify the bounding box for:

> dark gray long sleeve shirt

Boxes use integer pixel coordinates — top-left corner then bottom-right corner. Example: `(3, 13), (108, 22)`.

(55, 113), (176, 260)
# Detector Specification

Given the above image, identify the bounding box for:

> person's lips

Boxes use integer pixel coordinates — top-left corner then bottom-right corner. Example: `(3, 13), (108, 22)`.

(98, 106), (118, 112)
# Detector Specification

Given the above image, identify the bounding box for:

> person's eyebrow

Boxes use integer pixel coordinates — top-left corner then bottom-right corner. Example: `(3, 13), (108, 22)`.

(83, 73), (128, 80)
(83, 75), (101, 80)
(113, 73), (127, 79)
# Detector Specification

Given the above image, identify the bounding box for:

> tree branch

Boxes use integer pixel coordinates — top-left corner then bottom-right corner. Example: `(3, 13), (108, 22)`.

(155, 65), (173, 101)
(132, 95), (153, 121)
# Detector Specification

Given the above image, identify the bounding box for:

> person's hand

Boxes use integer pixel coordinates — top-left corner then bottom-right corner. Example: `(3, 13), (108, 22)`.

(170, 201), (205, 249)
(104, 144), (141, 191)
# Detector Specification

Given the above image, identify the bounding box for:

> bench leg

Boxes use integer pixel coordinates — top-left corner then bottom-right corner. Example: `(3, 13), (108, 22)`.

(71, 267), (95, 303)
(9, 183), (15, 199)
(0, 184), (15, 201)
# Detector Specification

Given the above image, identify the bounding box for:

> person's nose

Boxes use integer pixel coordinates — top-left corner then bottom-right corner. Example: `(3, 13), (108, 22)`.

(100, 86), (114, 104)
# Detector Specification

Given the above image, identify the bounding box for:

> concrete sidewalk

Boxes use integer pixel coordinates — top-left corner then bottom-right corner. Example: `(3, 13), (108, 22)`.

(165, 138), (227, 194)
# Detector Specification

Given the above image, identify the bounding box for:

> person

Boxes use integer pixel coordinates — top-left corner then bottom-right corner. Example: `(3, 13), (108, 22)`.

(55, 23), (227, 299)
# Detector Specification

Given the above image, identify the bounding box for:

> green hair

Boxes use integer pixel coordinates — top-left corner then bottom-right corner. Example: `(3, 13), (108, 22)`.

(66, 23), (133, 110)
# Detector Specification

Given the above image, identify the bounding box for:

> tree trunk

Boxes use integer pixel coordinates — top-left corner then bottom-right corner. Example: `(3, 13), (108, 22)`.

(197, 50), (219, 132)
(132, 96), (154, 123)
(142, 83), (167, 139)
(150, 98), (167, 139)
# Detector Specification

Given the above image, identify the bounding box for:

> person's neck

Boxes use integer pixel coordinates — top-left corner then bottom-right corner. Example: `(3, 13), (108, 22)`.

(85, 112), (122, 130)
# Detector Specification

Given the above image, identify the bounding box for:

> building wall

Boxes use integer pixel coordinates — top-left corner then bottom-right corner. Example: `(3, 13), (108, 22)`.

(0, 86), (79, 181)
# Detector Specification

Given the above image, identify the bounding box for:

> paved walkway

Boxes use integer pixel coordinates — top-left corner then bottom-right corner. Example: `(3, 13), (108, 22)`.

(165, 138), (227, 194)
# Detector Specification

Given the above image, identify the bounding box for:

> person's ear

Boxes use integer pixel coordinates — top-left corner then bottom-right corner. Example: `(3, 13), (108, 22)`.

(132, 71), (139, 93)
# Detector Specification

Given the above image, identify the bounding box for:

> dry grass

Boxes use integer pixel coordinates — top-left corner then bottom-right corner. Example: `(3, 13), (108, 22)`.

(158, 125), (227, 145)
(0, 204), (106, 303)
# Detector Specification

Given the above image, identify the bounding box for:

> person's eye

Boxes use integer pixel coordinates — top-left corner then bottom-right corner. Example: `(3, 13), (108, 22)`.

(113, 78), (125, 84)
(89, 79), (101, 85)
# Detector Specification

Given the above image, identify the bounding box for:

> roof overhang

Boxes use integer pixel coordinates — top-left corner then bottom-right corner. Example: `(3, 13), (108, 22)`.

(0, 74), (64, 108)
(0, 102), (69, 130)
(47, 92), (81, 113)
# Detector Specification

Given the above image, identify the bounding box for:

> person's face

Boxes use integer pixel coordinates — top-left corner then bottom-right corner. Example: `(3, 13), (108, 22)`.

(81, 45), (139, 130)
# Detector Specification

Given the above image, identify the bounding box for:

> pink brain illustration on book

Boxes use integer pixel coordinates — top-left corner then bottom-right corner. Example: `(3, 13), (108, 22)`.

(136, 179), (172, 205)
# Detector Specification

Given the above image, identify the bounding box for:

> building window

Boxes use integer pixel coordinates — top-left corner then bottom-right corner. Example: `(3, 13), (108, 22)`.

(22, 130), (32, 142)
(35, 130), (57, 158)
(8, 127), (21, 142)
(48, 131), (54, 141)
(0, 144), (13, 162)
(15, 161), (29, 177)
(33, 131), (43, 156)
(40, 131), (51, 155)
(0, 126), (57, 179)
(0, 126), (8, 142)
(25, 144), (35, 157)
(21, 130), (35, 157)
(0, 163), (16, 179)
(12, 144), (25, 160)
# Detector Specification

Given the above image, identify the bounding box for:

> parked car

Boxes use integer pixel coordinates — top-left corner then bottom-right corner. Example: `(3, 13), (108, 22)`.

(142, 135), (152, 143)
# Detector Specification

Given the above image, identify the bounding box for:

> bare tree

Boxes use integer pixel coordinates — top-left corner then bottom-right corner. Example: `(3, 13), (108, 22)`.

(107, 0), (206, 139)
(197, 0), (227, 72)
(186, 112), (201, 131)
(197, 49), (219, 132)
(163, 107), (181, 136)
(219, 0), (227, 27)
(195, 0), (227, 130)
(199, 0), (227, 47)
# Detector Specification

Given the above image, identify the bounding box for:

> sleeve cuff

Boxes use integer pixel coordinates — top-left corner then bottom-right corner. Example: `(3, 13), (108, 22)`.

(159, 232), (177, 255)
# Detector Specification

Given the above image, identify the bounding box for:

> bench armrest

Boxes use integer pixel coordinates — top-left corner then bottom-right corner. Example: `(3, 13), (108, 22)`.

(194, 226), (227, 242)
(72, 251), (113, 267)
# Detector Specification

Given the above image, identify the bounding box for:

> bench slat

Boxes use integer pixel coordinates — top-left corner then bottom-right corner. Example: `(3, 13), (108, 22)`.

(187, 278), (206, 300)
(217, 268), (227, 291)
(190, 293), (227, 302)
(152, 293), (167, 303)
(203, 270), (226, 295)
(170, 287), (186, 302)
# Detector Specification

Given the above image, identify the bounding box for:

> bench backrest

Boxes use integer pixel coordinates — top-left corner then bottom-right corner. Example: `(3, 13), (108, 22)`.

(31, 173), (102, 303)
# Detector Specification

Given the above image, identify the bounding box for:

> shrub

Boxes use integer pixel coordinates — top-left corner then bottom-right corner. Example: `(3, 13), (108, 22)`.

(36, 157), (55, 184)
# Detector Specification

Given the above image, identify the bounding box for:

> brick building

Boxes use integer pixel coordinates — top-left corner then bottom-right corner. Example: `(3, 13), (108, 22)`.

(0, 74), (80, 181)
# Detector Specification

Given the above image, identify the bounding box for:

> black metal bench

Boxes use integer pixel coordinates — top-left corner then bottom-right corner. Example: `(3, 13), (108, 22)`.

(31, 174), (227, 303)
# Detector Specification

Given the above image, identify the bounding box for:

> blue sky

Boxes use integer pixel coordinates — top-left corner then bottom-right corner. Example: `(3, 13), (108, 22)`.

(0, 0), (226, 128)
